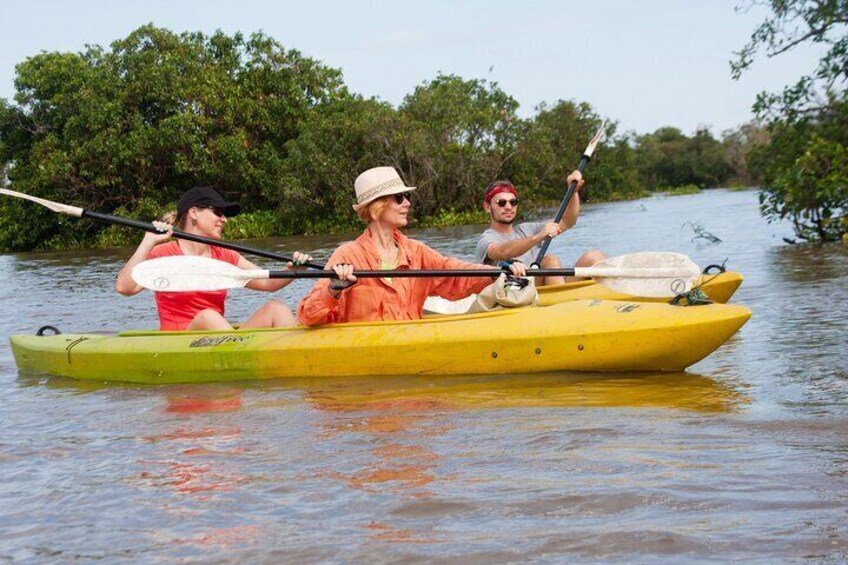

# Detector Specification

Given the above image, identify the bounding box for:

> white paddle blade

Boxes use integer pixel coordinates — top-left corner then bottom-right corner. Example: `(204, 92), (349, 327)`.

(425, 252), (702, 309)
(576, 252), (701, 297)
(590, 275), (693, 298)
(0, 188), (84, 217)
(592, 251), (700, 272)
(132, 256), (266, 292)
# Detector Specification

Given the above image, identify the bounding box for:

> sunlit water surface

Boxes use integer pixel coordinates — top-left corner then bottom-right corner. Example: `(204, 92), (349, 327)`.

(1, 189), (846, 563)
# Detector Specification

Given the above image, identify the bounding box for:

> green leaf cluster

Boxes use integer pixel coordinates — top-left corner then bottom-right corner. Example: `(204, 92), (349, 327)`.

(633, 127), (735, 190)
(508, 101), (639, 202)
(750, 97), (848, 242)
(733, 0), (848, 242)
(0, 24), (344, 250)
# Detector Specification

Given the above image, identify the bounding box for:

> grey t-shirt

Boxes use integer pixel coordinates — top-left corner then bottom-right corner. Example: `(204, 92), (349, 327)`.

(476, 221), (545, 265)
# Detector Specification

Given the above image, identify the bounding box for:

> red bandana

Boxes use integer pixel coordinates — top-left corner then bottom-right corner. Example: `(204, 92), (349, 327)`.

(484, 184), (518, 204)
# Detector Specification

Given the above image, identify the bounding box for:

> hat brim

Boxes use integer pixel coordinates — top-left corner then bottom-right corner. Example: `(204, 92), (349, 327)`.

(352, 185), (417, 212)
(220, 203), (241, 217)
(178, 199), (241, 217)
(187, 201), (241, 217)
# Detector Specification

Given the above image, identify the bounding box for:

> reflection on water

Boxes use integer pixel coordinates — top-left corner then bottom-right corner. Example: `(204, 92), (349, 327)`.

(320, 410), (442, 495)
(164, 385), (244, 414)
(2, 190), (848, 562)
(301, 372), (743, 413)
(137, 427), (248, 496)
(22, 370), (742, 413)
(770, 242), (848, 283)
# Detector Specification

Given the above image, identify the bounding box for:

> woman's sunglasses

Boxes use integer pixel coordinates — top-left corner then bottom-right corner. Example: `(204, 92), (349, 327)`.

(392, 192), (413, 204)
(495, 198), (519, 207)
(201, 206), (227, 218)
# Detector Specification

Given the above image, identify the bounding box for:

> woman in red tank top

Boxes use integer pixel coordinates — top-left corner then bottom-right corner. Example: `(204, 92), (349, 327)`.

(116, 187), (309, 331)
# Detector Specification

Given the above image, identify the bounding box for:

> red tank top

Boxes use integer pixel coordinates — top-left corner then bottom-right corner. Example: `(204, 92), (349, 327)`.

(148, 241), (241, 330)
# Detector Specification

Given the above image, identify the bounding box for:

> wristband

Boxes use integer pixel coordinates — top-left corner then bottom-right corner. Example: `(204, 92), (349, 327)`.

(498, 260), (514, 270)
(498, 259), (523, 271)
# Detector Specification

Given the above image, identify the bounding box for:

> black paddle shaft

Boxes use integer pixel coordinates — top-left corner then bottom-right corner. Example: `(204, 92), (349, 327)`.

(265, 268), (579, 279)
(82, 210), (326, 269)
(531, 152), (591, 268)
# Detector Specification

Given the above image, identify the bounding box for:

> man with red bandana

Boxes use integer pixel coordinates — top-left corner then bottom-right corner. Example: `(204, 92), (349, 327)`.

(475, 171), (606, 286)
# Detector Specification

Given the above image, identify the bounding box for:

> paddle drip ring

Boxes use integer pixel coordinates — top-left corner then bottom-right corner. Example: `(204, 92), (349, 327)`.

(36, 325), (62, 336)
(670, 278), (688, 295)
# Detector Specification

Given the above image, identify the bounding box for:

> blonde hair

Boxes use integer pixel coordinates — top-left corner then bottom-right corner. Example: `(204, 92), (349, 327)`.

(160, 210), (189, 230)
(356, 197), (391, 223)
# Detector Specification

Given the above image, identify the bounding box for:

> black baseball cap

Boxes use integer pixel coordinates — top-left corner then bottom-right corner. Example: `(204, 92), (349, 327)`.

(177, 186), (241, 217)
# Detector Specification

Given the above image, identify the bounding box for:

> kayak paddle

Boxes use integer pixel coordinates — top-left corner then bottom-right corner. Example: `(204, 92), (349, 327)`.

(531, 119), (607, 268)
(0, 188), (325, 269)
(132, 252), (702, 297)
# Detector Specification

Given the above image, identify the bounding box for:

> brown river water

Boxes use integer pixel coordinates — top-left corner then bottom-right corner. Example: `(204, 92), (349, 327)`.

(1, 189), (846, 563)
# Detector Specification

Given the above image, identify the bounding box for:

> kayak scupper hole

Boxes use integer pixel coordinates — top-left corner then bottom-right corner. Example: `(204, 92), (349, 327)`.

(535, 348), (542, 355)
(577, 344), (584, 351)
(491, 352), (497, 359)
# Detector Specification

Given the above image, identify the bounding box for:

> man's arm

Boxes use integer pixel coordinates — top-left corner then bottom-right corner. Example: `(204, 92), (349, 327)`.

(483, 223), (559, 262)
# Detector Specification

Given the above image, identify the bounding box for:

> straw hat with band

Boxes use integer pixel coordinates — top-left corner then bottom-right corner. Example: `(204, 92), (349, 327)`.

(352, 167), (416, 211)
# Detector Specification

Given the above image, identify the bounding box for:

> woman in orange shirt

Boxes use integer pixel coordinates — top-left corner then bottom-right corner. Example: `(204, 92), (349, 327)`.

(116, 186), (309, 331)
(298, 167), (526, 326)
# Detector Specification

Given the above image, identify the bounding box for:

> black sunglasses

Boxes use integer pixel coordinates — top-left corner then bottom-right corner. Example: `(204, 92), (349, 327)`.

(201, 206), (227, 218)
(495, 198), (519, 207)
(392, 192), (413, 204)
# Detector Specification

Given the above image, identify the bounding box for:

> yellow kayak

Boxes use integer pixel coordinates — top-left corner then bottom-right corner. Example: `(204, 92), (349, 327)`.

(10, 299), (750, 384)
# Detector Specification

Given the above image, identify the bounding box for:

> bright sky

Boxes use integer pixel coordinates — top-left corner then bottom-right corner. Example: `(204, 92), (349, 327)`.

(0, 0), (825, 136)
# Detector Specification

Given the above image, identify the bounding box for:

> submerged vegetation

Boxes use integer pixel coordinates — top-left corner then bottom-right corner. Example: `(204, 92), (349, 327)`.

(682, 221), (722, 244)
(0, 23), (796, 251)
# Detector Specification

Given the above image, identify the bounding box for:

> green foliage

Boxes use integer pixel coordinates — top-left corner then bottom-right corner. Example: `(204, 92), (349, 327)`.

(721, 121), (770, 186)
(222, 210), (280, 240)
(634, 127), (734, 190)
(0, 25), (344, 251)
(95, 197), (171, 248)
(416, 207), (489, 228)
(755, 112), (848, 242)
(588, 135), (646, 201)
(0, 25), (779, 252)
(733, 0), (848, 242)
(396, 74), (522, 215)
(663, 184), (703, 196)
(274, 94), (397, 233)
(489, 100), (646, 203)
(732, 0), (848, 121)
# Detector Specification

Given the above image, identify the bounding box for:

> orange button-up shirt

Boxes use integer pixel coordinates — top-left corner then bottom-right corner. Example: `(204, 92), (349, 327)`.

(298, 229), (497, 325)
